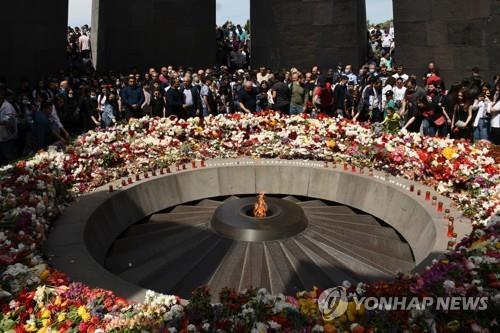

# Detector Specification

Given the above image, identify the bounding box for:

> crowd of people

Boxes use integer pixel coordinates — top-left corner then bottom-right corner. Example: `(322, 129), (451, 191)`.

(367, 24), (395, 70)
(67, 25), (93, 73)
(216, 21), (251, 70)
(1, 22), (499, 166)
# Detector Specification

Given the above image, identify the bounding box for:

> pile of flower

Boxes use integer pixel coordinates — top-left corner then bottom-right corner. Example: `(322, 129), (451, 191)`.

(0, 112), (498, 332)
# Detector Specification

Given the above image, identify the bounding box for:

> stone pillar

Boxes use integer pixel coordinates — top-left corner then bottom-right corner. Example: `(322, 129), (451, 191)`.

(94, 0), (216, 73)
(251, 0), (367, 72)
(394, 0), (500, 84)
(0, 1), (68, 85)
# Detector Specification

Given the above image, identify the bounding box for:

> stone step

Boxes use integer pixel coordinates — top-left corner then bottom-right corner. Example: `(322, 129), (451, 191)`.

(107, 225), (211, 273)
(306, 212), (380, 226)
(282, 196), (300, 203)
(118, 230), (216, 284)
(279, 239), (336, 291)
(308, 216), (400, 240)
(308, 224), (413, 262)
(238, 242), (271, 295)
(196, 199), (223, 208)
(292, 235), (359, 284)
(208, 242), (249, 299)
(306, 230), (414, 276)
(171, 205), (216, 213)
(301, 233), (393, 281)
(122, 221), (186, 237)
(170, 237), (234, 298)
(262, 242), (288, 295)
(297, 200), (327, 207)
(150, 211), (214, 223)
(301, 206), (355, 215)
(143, 235), (231, 297)
(150, 212), (213, 224)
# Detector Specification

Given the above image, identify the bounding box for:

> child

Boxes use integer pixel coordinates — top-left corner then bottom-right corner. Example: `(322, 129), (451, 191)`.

(382, 106), (401, 134)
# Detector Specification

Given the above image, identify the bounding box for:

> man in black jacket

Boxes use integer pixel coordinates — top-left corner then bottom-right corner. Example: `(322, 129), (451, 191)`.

(179, 74), (201, 119)
(121, 77), (145, 119)
(332, 75), (348, 117)
(165, 78), (183, 118)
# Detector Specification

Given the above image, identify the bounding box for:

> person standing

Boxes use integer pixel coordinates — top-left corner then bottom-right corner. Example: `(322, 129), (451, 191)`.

(78, 32), (92, 66)
(180, 74), (201, 119)
(451, 90), (473, 140)
(79, 87), (100, 131)
(314, 78), (333, 116)
(101, 93), (118, 128)
(32, 101), (66, 151)
(121, 77), (145, 120)
(142, 83), (152, 116)
(257, 67), (271, 84)
(201, 77), (217, 116)
(392, 77), (407, 105)
(150, 89), (166, 118)
(356, 77), (382, 123)
(256, 81), (269, 112)
(343, 65), (358, 85)
(0, 88), (18, 164)
(289, 73), (307, 116)
(271, 72), (291, 114)
(392, 65), (409, 83)
(472, 92), (491, 142)
(165, 78), (184, 118)
(332, 75), (348, 117)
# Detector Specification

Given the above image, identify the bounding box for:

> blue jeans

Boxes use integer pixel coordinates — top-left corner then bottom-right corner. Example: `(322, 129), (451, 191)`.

(420, 118), (436, 136)
(290, 104), (304, 115)
(473, 119), (490, 142)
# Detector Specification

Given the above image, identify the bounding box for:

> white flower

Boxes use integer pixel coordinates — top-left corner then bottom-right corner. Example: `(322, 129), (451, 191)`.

(268, 320), (281, 330)
(443, 280), (456, 291)
(312, 324), (325, 332)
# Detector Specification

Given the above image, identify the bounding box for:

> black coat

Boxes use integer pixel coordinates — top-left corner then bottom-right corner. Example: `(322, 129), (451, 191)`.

(165, 87), (184, 117)
(179, 84), (201, 111)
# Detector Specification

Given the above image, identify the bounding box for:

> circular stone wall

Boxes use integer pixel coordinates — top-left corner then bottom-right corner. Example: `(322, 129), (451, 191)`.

(44, 159), (471, 302)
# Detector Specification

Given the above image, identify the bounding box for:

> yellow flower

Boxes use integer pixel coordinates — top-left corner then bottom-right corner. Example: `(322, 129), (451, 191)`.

(24, 323), (37, 332)
(469, 240), (488, 250)
(41, 318), (51, 327)
(81, 311), (91, 322)
(37, 328), (48, 333)
(77, 306), (91, 322)
(39, 269), (50, 281)
(442, 147), (457, 160)
(326, 139), (336, 149)
(40, 308), (51, 319)
(54, 296), (62, 306)
(57, 312), (66, 322)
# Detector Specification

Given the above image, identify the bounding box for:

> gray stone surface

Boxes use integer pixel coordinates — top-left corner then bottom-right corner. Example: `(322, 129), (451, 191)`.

(45, 159), (471, 301)
(394, 0), (500, 83)
(0, 1), (68, 85)
(93, 0), (216, 72)
(251, 0), (367, 71)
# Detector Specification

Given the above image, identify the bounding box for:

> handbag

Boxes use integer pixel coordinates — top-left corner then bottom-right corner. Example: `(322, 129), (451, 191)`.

(434, 115), (446, 126)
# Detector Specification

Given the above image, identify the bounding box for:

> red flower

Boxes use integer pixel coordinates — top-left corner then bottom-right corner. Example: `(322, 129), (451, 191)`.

(79, 322), (89, 332)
